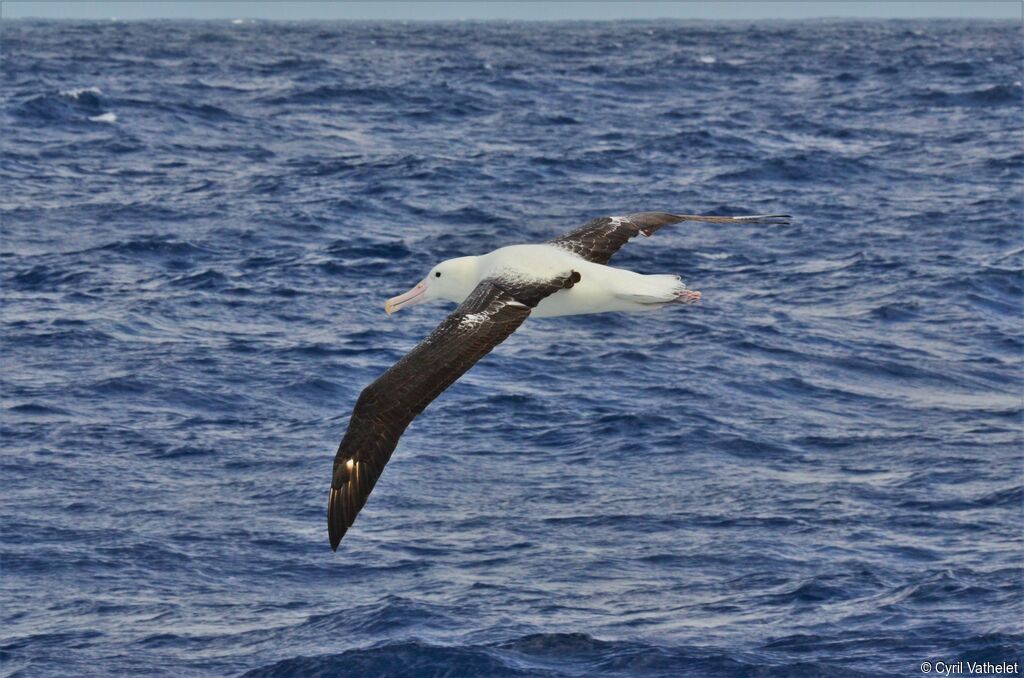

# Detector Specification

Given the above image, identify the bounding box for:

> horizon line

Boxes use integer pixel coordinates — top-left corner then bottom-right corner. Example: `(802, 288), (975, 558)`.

(4, 15), (1020, 22)
(3, 0), (1020, 22)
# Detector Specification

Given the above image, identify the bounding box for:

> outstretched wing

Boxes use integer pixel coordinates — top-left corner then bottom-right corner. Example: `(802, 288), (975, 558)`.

(548, 212), (791, 265)
(328, 272), (578, 550)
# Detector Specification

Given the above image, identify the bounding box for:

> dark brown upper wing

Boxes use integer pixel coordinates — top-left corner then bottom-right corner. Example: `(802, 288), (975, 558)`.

(327, 272), (578, 550)
(548, 212), (791, 265)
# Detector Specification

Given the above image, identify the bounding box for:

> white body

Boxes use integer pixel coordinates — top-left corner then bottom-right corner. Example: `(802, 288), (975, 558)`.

(386, 244), (693, 318)
(480, 245), (687, 317)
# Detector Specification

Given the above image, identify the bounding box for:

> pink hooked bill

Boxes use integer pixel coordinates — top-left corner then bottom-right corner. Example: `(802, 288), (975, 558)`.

(385, 281), (427, 315)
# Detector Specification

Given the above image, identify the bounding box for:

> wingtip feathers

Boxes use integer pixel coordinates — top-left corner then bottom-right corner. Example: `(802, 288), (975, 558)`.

(734, 213), (792, 224)
(701, 213), (792, 226)
(627, 211), (793, 231)
(328, 486), (343, 551)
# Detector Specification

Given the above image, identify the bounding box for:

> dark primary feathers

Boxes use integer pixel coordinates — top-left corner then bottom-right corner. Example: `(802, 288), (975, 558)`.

(548, 212), (791, 265)
(328, 272), (578, 550)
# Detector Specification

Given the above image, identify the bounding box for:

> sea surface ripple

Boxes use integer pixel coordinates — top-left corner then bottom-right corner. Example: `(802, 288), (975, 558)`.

(1, 19), (1022, 677)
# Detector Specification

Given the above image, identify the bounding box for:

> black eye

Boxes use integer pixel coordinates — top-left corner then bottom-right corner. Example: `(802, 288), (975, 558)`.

(435, 272), (441, 278)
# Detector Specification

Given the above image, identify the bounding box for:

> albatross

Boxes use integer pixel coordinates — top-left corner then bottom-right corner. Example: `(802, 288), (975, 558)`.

(328, 211), (790, 549)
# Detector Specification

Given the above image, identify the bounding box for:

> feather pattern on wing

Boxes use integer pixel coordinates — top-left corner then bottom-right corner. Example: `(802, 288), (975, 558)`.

(327, 272), (578, 549)
(548, 211), (791, 265)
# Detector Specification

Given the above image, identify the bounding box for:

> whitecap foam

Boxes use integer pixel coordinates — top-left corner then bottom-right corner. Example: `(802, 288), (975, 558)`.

(89, 112), (118, 123)
(698, 55), (716, 64)
(60, 86), (102, 99)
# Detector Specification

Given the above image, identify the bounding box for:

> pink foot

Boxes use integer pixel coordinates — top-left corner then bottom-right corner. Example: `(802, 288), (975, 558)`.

(677, 290), (702, 304)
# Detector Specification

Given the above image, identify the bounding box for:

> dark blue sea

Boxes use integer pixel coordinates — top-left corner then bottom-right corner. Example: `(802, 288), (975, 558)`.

(2, 18), (1022, 678)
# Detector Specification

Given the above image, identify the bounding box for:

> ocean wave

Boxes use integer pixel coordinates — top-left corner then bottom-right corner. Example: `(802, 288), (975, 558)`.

(59, 85), (102, 100)
(7, 264), (91, 290)
(912, 83), (1022, 107)
(11, 88), (106, 124)
(88, 111), (117, 123)
(713, 152), (883, 183)
(240, 632), (896, 677)
(85, 235), (215, 259)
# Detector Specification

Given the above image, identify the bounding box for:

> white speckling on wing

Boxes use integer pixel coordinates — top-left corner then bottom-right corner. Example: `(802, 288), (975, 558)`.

(459, 311), (489, 329)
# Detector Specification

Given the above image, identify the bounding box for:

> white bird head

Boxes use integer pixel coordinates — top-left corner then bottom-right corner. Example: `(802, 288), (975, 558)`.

(384, 256), (480, 315)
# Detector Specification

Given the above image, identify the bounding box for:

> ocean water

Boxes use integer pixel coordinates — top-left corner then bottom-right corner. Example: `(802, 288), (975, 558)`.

(1, 18), (1022, 677)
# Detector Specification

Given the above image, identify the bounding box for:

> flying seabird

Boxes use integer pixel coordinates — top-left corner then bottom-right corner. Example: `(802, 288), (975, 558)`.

(328, 211), (790, 549)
